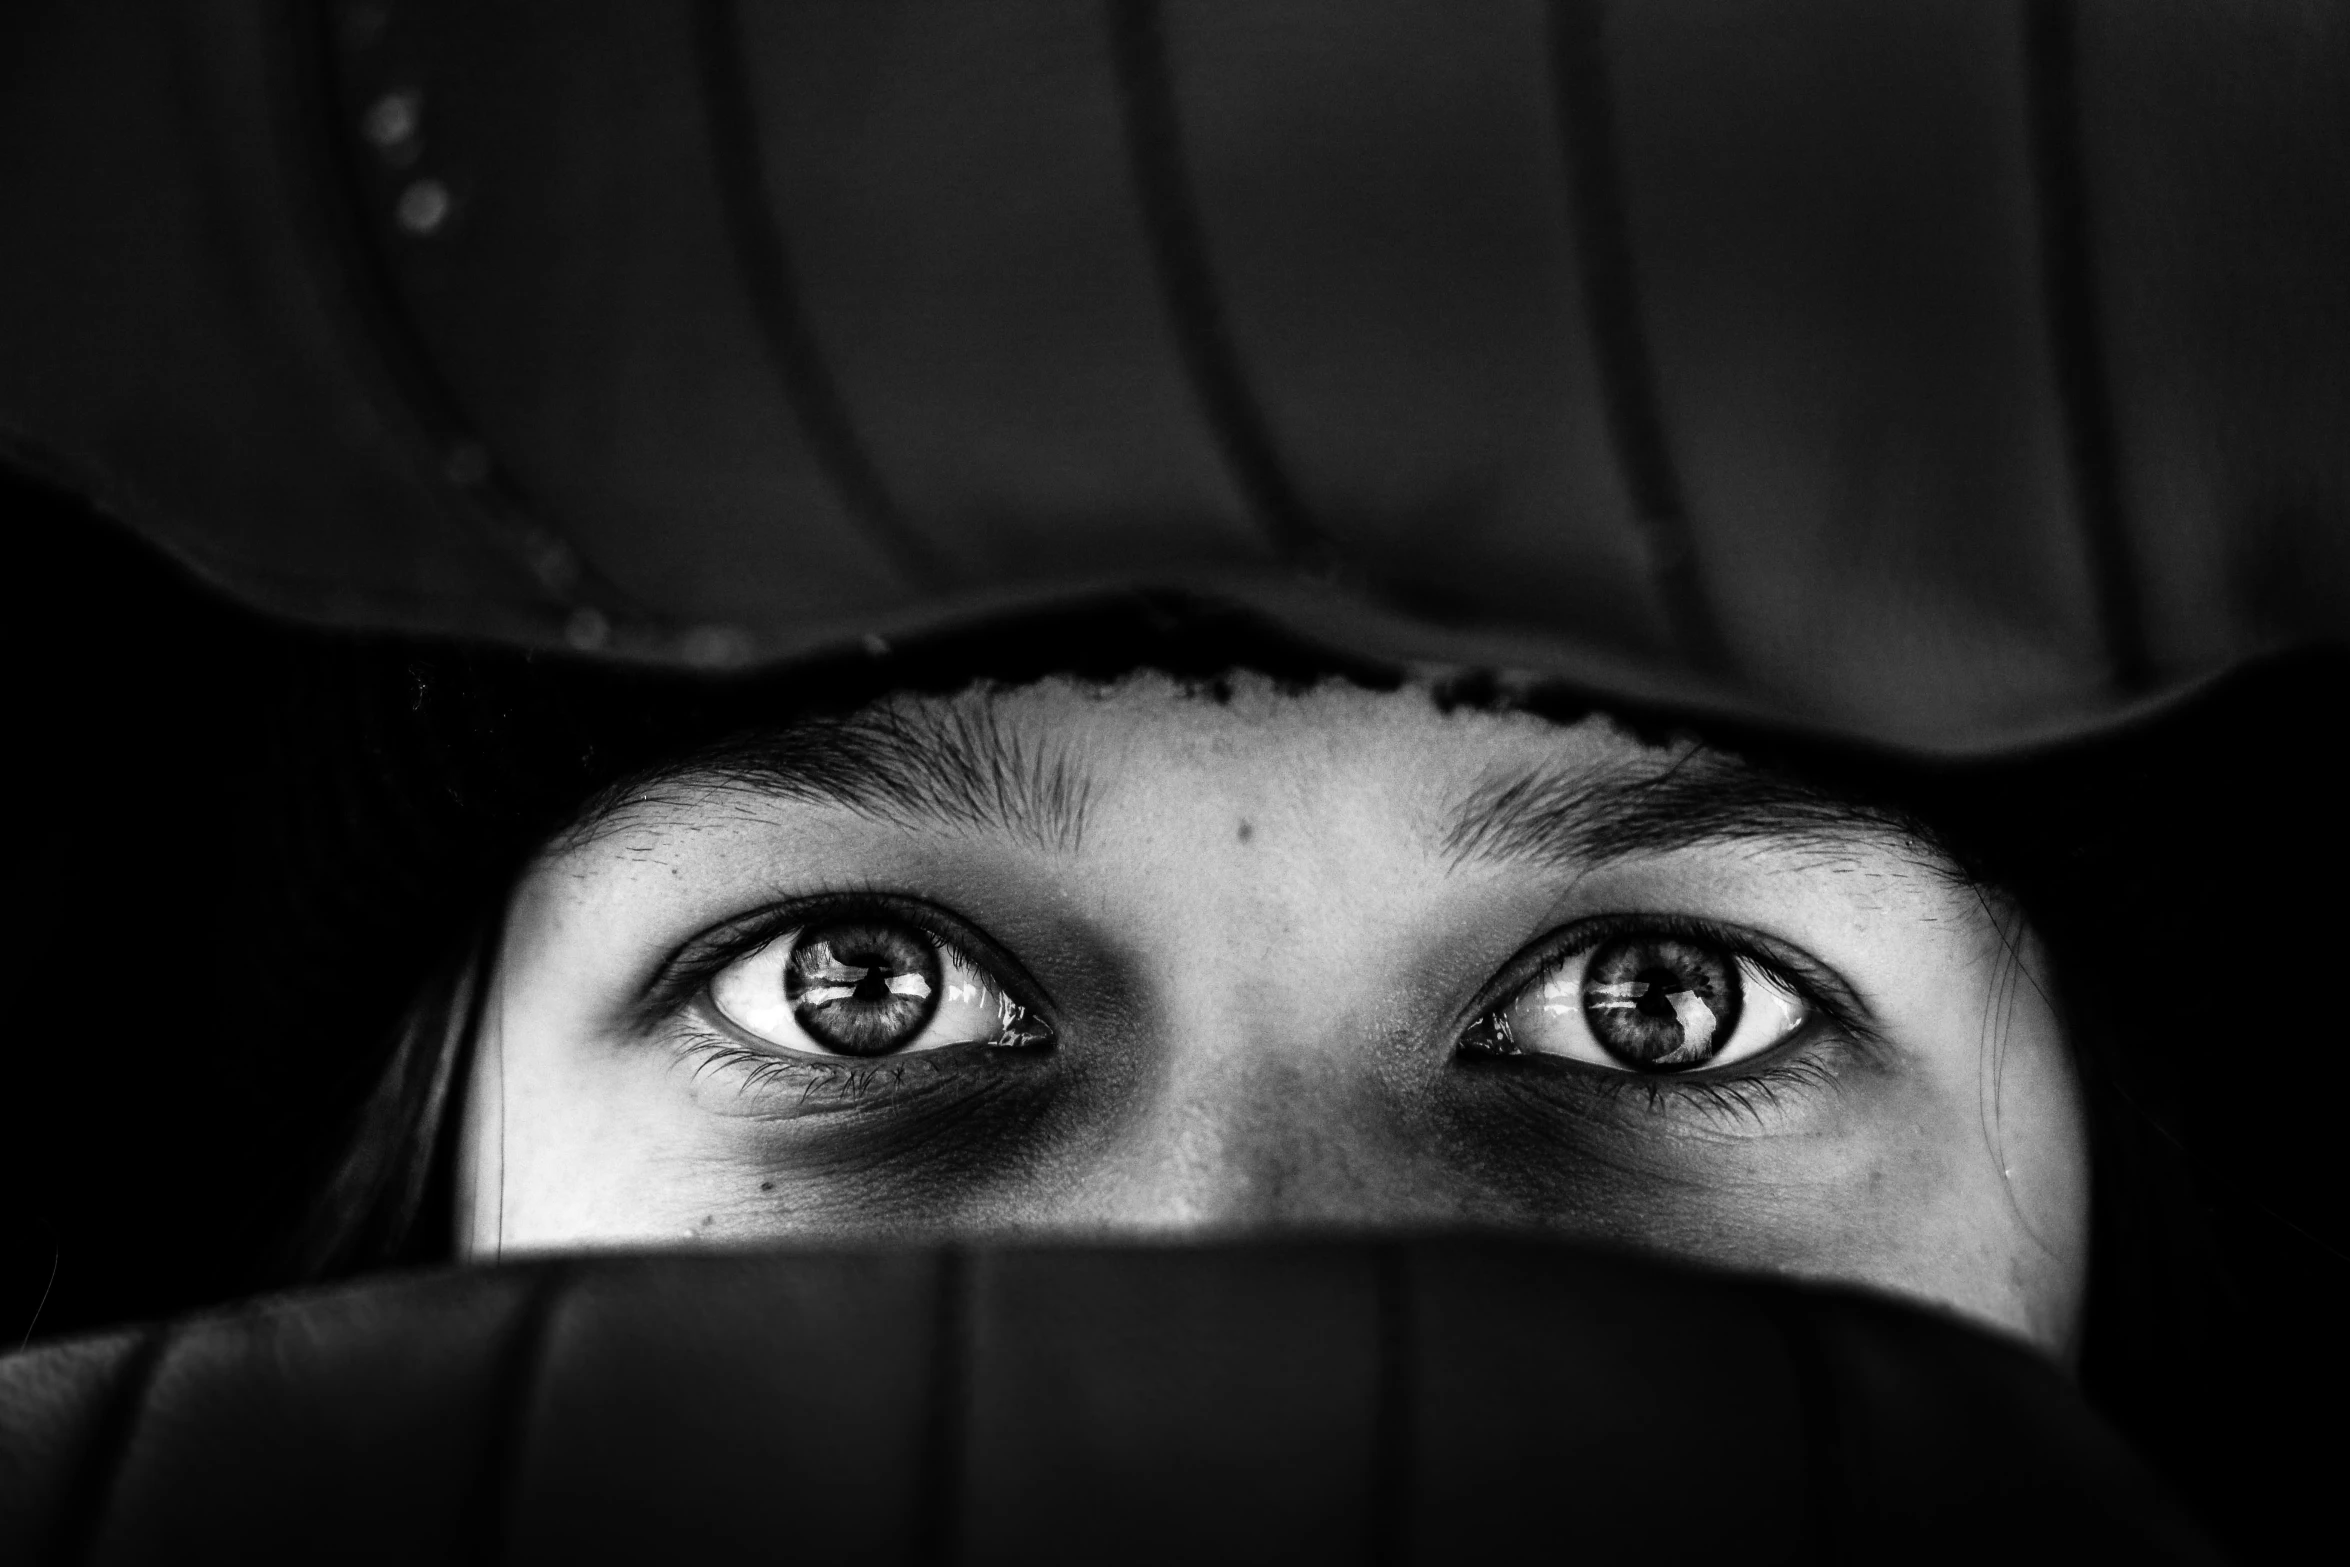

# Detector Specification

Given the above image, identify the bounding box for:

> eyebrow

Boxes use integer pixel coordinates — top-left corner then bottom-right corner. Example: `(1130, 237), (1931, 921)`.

(1439, 748), (1930, 874)
(568, 698), (1094, 855)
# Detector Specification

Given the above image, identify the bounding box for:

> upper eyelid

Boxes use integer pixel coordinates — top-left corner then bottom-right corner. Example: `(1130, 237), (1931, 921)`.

(632, 891), (1054, 1033)
(1468, 912), (1873, 1041)
(628, 902), (809, 1022)
(638, 891), (934, 1004)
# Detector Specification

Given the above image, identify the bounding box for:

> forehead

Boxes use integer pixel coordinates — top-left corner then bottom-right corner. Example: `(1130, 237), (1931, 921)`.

(563, 674), (1930, 874)
(938, 675), (1668, 780)
(565, 676), (1632, 841)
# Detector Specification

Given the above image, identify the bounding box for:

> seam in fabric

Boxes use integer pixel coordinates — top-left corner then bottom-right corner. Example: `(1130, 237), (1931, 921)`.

(1107, 0), (1325, 566)
(60, 1324), (171, 1566)
(914, 1249), (968, 1567)
(2024, 0), (2151, 694)
(281, 0), (635, 624)
(1547, 0), (1727, 673)
(456, 1262), (569, 1567)
(1763, 1296), (1852, 1566)
(1369, 1244), (1416, 1567)
(691, 0), (943, 591)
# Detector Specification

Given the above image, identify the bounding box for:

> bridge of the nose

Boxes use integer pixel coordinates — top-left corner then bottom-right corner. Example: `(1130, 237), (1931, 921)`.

(1063, 712), (1471, 1229)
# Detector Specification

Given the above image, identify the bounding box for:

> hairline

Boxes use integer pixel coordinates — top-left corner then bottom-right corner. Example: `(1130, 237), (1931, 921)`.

(546, 683), (1964, 893)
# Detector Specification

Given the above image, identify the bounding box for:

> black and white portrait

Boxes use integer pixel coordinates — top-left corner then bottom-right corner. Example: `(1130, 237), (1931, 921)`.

(4, 4), (2343, 1561)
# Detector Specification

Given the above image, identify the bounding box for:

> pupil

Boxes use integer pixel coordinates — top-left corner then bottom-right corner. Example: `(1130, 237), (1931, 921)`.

(783, 919), (943, 1057)
(1634, 967), (1682, 1021)
(1581, 936), (1743, 1071)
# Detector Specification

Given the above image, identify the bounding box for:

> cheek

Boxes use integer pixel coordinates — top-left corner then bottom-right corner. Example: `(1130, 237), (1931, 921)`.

(456, 979), (739, 1254)
(1424, 1027), (2092, 1359)
(1983, 985), (2093, 1349)
(1756, 922), (2093, 1355)
(1745, 1015), (2090, 1357)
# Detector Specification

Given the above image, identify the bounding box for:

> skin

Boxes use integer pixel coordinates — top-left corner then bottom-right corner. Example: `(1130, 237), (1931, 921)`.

(456, 675), (2089, 1358)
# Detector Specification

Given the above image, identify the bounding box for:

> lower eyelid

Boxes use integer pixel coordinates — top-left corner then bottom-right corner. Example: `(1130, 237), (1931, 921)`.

(1627, 1052), (1849, 1128)
(1462, 1020), (1858, 1132)
(668, 1015), (1048, 1110)
(675, 1025), (847, 1083)
(670, 1030), (950, 1114)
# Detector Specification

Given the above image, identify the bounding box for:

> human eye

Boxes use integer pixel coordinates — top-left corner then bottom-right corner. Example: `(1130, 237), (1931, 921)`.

(1459, 916), (1817, 1076)
(681, 906), (1048, 1066)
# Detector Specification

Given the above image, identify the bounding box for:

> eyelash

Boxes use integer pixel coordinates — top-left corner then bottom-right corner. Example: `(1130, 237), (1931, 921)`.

(672, 1028), (1003, 1104)
(1557, 1052), (1846, 1130)
(1460, 912), (1867, 1126)
(639, 890), (1053, 1101)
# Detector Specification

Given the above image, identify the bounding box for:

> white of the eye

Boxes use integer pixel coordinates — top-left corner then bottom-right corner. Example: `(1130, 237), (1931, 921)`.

(708, 929), (1011, 1056)
(1729, 966), (1806, 1062)
(708, 933), (797, 1040)
(1509, 950), (1808, 1069)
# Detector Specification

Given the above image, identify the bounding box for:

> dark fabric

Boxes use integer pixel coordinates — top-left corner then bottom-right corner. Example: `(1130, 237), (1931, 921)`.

(0, 1240), (2223, 1564)
(2, 1), (2342, 753)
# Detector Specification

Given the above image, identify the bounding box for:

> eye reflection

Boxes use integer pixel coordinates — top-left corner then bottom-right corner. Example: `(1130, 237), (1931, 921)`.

(708, 917), (1035, 1059)
(1470, 930), (1810, 1074)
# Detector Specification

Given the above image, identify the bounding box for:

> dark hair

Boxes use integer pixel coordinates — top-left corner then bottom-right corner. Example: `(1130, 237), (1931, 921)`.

(10, 481), (2342, 1557)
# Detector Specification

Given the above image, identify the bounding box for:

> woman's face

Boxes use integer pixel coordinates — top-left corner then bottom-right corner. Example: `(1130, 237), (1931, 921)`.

(457, 677), (2088, 1356)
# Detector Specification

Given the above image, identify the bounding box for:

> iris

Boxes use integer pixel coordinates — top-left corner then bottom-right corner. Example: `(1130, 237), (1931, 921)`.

(782, 921), (942, 1056)
(1581, 936), (1741, 1070)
